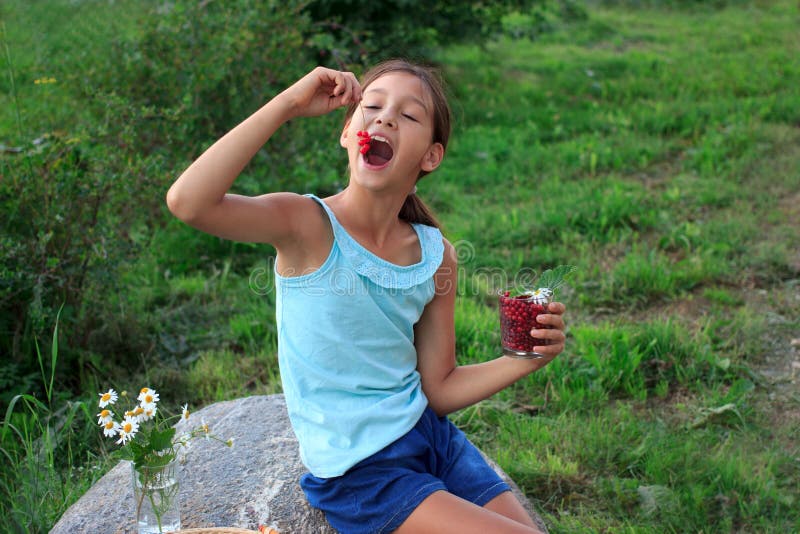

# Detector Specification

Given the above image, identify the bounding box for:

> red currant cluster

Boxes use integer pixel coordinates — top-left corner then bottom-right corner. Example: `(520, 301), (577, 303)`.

(499, 292), (550, 354)
(357, 130), (371, 155)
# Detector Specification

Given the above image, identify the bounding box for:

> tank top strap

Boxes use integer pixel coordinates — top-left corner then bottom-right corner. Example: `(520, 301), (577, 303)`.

(305, 194), (444, 289)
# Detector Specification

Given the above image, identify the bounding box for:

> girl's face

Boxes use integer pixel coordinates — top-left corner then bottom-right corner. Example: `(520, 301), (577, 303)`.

(341, 72), (444, 194)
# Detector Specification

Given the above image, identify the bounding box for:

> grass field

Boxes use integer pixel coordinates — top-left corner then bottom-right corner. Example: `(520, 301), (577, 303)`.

(2, 0), (799, 532)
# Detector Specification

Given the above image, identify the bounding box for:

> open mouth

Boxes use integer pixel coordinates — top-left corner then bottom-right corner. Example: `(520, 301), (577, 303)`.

(363, 135), (394, 167)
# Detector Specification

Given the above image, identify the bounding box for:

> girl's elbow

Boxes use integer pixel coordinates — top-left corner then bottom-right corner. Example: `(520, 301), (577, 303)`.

(165, 187), (196, 222)
(430, 404), (449, 418)
(423, 394), (451, 417)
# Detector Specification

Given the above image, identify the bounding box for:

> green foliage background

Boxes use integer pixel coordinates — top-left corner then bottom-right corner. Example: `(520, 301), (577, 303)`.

(1, 0), (799, 532)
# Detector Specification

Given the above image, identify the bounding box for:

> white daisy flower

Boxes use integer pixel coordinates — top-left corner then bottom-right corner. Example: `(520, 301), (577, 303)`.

(182, 404), (190, 421)
(98, 389), (118, 408)
(201, 418), (210, 440)
(102, 420), (120, 437)
(96, 409), (114, 425)
(141, 404), (157, 421)
(137, 388), (159, 406)
(116, 416), (139, 445)
(525, 287), (553, 305)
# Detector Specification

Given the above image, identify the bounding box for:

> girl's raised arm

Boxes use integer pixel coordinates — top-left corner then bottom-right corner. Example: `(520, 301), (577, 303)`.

(165, 67), (361, 247)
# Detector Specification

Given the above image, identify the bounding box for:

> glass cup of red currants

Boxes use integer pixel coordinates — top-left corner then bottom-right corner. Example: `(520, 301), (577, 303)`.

(498, 265), (577, 359)
(499, 288), (553, 358)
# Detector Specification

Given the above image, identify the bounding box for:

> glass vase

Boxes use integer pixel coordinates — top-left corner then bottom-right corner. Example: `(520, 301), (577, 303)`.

(131, 458), (181, 534)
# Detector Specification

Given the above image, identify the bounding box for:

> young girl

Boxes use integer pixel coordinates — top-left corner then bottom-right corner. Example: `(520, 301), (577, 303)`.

(167, 59), (566, 534)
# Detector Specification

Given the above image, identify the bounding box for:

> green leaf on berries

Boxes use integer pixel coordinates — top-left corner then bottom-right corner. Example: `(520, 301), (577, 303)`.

(537, 265), (577, 294)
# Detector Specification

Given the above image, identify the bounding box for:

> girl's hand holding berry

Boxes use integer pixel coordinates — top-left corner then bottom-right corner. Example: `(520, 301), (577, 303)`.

(278, 66), (362, 119)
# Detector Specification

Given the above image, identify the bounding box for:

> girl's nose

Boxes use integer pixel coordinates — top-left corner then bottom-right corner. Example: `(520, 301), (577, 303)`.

(375, 110), (396, 128)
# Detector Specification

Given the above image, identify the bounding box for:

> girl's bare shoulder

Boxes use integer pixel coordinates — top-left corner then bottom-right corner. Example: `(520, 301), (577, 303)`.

(266, 193), (333, 275)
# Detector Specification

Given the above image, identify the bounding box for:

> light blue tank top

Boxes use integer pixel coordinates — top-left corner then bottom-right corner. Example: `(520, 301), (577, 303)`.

(275, 194), (445, 478)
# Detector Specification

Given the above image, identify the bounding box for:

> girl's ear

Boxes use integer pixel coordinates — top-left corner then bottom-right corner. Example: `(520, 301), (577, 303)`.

(421, 142), (444, 172)
(340, 119), (351, 148)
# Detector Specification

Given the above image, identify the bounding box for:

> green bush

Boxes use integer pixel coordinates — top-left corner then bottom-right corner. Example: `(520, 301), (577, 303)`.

(100, 0), (315, 155)
(0, 100), (165, 379)
(97, 0), (355, 197)
(2, 0), (320, 401)
(304, 0), (587, 65)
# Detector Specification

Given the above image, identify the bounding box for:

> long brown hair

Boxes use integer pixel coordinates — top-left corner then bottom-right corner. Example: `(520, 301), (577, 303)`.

(344, 59), (452, 229)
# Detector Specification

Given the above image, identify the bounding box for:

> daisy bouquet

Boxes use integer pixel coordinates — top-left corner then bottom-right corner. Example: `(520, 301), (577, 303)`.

(97, 387), (231, 532)
(97, 387), (232, 468)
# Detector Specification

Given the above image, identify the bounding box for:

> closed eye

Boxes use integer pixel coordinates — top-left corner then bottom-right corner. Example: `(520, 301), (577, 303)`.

(403, 113), (418, 122)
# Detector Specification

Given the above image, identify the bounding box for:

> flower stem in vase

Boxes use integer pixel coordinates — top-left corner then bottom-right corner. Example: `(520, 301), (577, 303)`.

(132, 458), (181, 534)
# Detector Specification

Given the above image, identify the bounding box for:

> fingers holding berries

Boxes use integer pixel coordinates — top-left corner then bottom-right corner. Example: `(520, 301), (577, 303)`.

(327, 68), (361, 107)
(546, 301), (566, 315)
(281, 67), (362, 118)
(530, 324), (565, 344)
(529, 302), (566, 356)
(535, 304), (565, 331)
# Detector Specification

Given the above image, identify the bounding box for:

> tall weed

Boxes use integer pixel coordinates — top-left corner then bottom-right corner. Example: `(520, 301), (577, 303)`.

(0, 313), (104, 533)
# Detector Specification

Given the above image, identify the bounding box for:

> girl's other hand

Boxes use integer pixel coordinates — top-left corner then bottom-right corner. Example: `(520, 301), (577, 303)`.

(278, 67), (362, 119)
(531, 301), (566, 357)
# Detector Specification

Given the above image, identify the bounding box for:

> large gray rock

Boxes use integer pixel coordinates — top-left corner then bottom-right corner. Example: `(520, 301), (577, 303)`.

(51, 394), (547, 533)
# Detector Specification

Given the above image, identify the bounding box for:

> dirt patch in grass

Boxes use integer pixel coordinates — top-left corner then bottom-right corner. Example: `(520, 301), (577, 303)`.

(740, 285), (800, 438)
(777, 189), (800, 274)
(635, 292), (714, 322)
(733, 126), (800, 426)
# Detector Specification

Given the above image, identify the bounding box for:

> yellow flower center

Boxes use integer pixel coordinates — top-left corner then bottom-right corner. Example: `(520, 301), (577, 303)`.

(144, 394), (153, 404)
(100, 410), (110, 418)
(101, 393), (111, 402)
(140, 387), (149, 394)
(104, 421), (115, 430)
(123, 422), (133, 433)
(134, 407), (144, 415)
